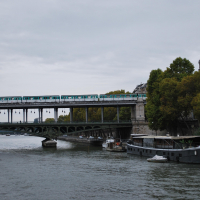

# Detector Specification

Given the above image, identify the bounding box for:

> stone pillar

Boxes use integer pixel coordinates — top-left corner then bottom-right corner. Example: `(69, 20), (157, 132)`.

(117, 106), (120, 123)
(23, 109), (25, 123)
(85, 107), (88, 123)
(54, 108), (58, 122)
(70, 107), (73, 123)
(135, 100), (145, 121)
(26, 109), (28, 123)
(101, 107), (104, 123)
(131, 105), (136, 122)
(11, 109), (13, 123)
(8, 109), (10, 123)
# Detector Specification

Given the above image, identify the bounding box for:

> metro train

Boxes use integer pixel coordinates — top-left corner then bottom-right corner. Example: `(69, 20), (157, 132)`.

(0, 94), (146, 104)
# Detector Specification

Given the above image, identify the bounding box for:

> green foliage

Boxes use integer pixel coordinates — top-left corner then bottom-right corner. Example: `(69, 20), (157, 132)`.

(162, 57), (194, 81)
(56, 90), (131, 122)
(192, 93), (200, 121)
(146, 57), (196, 134)
(45, 118), (55, 123)
(146, 69), (165, 131)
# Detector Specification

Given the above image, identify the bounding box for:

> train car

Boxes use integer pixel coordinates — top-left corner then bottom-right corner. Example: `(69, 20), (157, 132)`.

(99, 94), (137, 101)
(61, 94), (98, 102)
(0, 96), (22, 104)
(22, 95), (60, 103)
(138, 94), (147, 100)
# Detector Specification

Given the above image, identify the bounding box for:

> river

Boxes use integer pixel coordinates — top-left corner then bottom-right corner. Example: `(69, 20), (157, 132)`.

(0, 135), (200, 200)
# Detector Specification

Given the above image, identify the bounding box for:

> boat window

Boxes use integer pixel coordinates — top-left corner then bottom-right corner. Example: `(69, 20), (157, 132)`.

(150, 150), (152, 153)
(146, 150), (148, 153)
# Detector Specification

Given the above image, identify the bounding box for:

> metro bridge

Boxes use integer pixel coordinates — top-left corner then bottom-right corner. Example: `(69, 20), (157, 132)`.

(0, 97), (147, 141)
(0, 98), (146, 123)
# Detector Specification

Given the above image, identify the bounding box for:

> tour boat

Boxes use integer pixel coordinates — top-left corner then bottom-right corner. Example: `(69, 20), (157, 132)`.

(127, 134), (200, 163)
(104, 138), (126, 152)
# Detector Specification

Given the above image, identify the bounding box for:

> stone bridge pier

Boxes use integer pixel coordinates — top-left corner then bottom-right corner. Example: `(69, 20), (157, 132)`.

(131, 98), (149, 135)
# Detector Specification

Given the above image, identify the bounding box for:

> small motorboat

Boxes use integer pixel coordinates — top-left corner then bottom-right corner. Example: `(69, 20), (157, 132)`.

(147, 155), (168, 163)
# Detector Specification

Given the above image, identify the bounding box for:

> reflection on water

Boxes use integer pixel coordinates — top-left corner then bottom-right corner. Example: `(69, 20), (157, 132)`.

(0, 135), (200, 200)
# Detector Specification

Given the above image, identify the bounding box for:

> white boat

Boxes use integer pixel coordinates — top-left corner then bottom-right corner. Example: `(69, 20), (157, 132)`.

(147, 155), (168, 163)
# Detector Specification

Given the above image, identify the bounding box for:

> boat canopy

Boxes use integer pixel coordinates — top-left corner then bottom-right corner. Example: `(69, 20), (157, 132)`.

(131, 135), (200, 140)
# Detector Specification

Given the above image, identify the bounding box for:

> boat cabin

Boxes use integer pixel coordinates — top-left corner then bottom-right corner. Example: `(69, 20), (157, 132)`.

(128, 135), (200, 149)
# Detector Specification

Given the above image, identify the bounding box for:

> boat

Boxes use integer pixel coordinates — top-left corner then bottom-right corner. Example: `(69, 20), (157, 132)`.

(102, 138), (115, 148)
(6, 134), (10, 136)
(127, 134), (200, 163)
(104, 138), (126, 152)
(147, 155), (167, 163)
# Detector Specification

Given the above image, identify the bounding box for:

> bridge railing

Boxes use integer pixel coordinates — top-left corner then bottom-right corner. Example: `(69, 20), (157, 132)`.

(0, 120), (132, 124)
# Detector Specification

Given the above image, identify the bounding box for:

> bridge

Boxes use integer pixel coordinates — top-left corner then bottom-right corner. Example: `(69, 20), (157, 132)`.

(0, 98), (148, 141)
(0, 121), (133, 140)
(0, 98), (146, 123)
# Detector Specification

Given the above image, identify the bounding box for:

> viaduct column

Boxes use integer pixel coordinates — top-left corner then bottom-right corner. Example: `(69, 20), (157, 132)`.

(85, 107), (88, 123)
(38, 108), (41, 123)
(41, 108), (43, 123)
(101, 107), (104, 123)
(23, 109), (26, 123)
(70, 108), (73, 123)
(54, 108), (58, 122)
(8, 109), (10, 123)
(11, 109), (13, 123)
(117, 106), (120, 123)
(25, 109), (28, 123)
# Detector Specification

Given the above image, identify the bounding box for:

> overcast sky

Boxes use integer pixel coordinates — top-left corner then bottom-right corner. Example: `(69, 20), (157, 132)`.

(0, 0), (200, 121)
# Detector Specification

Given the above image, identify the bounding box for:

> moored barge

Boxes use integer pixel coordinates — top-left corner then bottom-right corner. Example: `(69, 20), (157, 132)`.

(127, 134), (200, 163)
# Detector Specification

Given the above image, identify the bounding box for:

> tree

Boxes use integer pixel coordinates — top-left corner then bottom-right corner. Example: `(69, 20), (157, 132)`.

(45, 118), (55, 123)
(146, 57), (195, 135)
(146, 69), (165, 131)
(162, 57), (194, 81)
(192, 93), (200, 121)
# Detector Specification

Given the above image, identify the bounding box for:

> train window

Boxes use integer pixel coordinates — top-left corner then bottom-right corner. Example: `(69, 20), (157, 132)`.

(40, 97), (42, 100)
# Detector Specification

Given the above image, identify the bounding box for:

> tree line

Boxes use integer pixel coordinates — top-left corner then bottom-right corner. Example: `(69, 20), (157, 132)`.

(145, 57), (200, 135)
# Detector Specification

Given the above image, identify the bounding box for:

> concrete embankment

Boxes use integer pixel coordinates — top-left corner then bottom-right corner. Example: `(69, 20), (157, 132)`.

(58, 136), (103, 146)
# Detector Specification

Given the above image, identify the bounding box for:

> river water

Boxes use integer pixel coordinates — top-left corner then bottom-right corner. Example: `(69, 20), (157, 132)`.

(0, 135), (200, 200)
